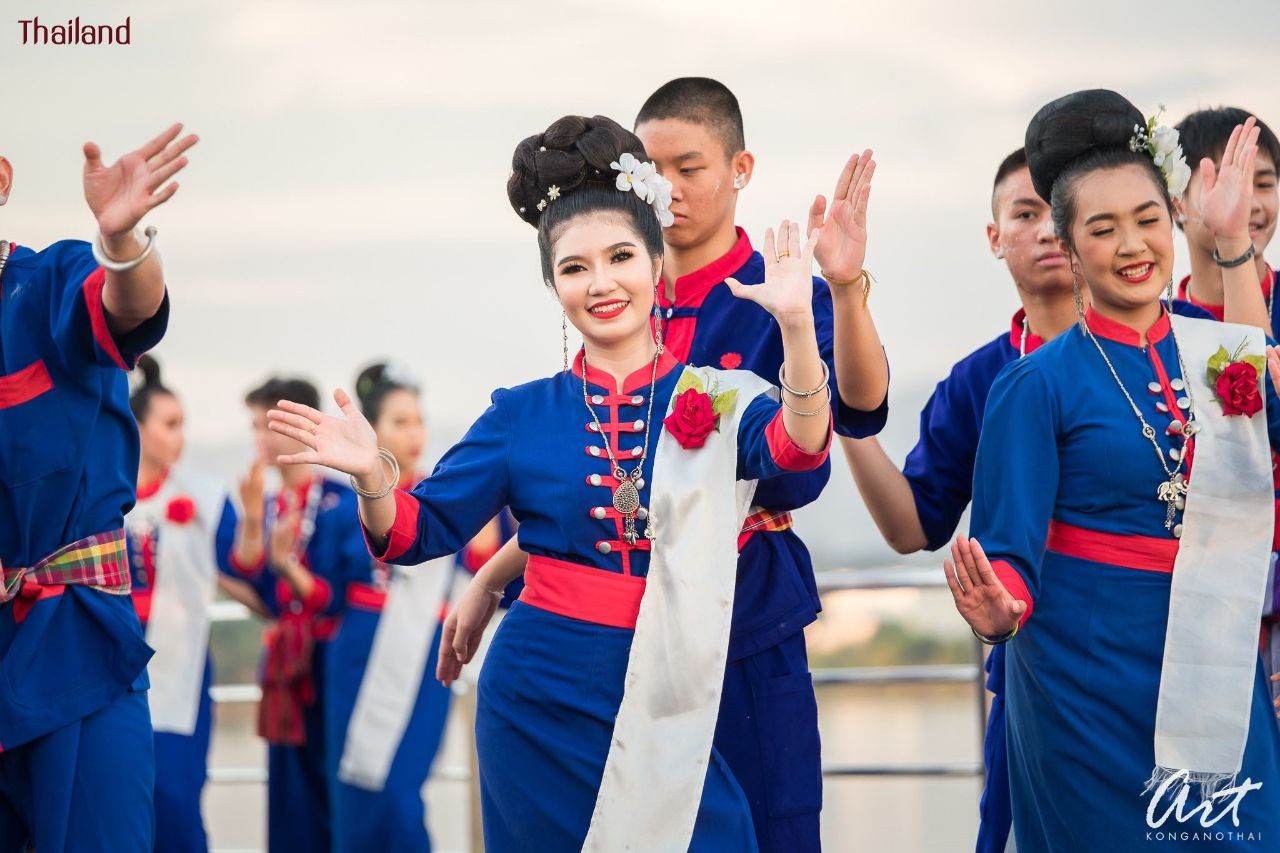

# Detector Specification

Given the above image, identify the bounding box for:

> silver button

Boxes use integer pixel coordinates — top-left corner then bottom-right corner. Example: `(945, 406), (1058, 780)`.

(596, 541), (612, 554)
(591, 507), (607, 519)
(666, 309), (673, 319)
(589, 446), (601, 456)
(591, 395), (604, 405)
(589, 474), (602, 486)
(588, 423), (599, 432)
(1175, 496), (1185, 510)
(1176, 397), (1190, 410)
(1148, 382), (1161, 394)
(632, 447), (643, 457)
(634, 420), (644, 429)
(1155, 402), (1169, 413)
(1170, 378), (1186, 391)
(1166, 422), (1181, 435)
(637, 507), (649, 520)
(1169, 447), (1181, 461)
(632, 395), (644, 405)
(636, 478), (645, 489)
(1172, 524), (1183, 538)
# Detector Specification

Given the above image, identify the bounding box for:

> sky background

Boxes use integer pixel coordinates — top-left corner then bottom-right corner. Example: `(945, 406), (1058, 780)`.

(8, 0), (1280, 567)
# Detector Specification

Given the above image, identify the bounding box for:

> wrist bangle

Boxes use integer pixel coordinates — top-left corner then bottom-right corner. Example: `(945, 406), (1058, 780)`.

(778, 360), (830, 398)
(972, 622), (1019, 646)
(823, 268), (874, 306)
(93, 226), (158, 273)
(477, 579), (505, 600)
(350, 448), (400, 499)
(1212, 243), (1256, 268)
(780, 387), (831, 416)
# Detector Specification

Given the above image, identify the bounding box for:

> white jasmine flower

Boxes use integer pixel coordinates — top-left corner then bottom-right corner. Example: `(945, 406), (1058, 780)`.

(612, 153), (676, 227)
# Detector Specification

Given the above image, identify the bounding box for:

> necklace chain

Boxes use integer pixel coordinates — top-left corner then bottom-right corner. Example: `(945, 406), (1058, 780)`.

(581, 349), (662, 544)
(1082, 311), (1199, 531)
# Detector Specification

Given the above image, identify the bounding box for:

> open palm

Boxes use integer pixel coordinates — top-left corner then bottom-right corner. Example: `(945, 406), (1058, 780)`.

(267, 389), (379, 478)
(943, 536), (1025, 638)
(1198, 116), (1261, 240)
(83, 123), (198, 238)
(810, 149), (875, 281)
(725, 219), (818, 325)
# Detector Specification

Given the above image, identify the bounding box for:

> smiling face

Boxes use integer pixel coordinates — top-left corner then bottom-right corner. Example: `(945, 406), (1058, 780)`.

(635, 118), (752, 252)
(1064, 163), (1175, 317)
(137, 392), (185, 469)
(1180, 148), (1278, 259)
(550, 213), (661, 349)
(989, 166), (1072, 295)
(373, 388), (426, 477)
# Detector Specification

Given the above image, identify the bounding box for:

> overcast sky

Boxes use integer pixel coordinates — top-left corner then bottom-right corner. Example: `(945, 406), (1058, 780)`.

(9, 0), (1279, 564)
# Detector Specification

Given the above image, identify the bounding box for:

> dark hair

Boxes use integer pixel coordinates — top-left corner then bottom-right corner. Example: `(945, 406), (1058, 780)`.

(991, 148), (1029, 216)
(1025, 89), (1171, 246)
(1176, 106), (1280, 175)
(129, 354), (174, 421)
(507, 115), (664, 282)
(354, 362), (419, 424)
(635, 76), (745, 156)
(244, 376), (320, 411)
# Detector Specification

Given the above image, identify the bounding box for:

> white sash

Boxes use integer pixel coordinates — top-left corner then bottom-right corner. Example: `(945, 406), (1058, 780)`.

(338, 556), (453, 790)
(584, 367), (773, 851)
(124, 467), (223, 735)
(1150, 316), (1273, 792)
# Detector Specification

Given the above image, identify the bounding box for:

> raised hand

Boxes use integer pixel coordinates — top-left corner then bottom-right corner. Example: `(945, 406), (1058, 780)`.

(436, 580), (502, 687)
(809, 149), (875, 281)
(943, 536), (1026, 638)
(268, 497), (300, 573)
(1197, 116), (1261, 242)
(238, 456), (266, 521)
(1267, 347), (1280, 395)
(83, 123), (198, 239)
(725, 219), (818, 327)
(267, 389), (379, 479)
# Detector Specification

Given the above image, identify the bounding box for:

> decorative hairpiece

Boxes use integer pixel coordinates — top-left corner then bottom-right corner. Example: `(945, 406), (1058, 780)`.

(611, 153), (675, 227)
(1129, 106), (1192, 198)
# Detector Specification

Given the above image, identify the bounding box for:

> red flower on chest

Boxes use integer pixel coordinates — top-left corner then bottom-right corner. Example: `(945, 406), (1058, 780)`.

(166, 496), (196, 525)
(1216, 361), (1263, 417)
(719, 352), (743, 370)
(664, 388), (719, 449)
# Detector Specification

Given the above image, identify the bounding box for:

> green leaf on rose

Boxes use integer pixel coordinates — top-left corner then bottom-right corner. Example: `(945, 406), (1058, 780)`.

(1242, 355), (1266, 375)
(675, 369), (704, 396)
(711, 389), (739, 419)
(1206, 345), (1231, 383)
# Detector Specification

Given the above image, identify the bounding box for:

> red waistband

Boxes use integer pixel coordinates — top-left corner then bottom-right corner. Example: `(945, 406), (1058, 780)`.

(737, 508), (793, 550)
(1046, 520), (1178, 574)
(346, 583), (386, 612)
(519, 555), (645, 629)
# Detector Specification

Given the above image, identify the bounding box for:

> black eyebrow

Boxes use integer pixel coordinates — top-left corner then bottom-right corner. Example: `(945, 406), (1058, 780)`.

(1083, 200), (1159, 226)
(556, 242), (637, 266)
(674, 152), (704, 163)
(1009, 197), (1045, 208)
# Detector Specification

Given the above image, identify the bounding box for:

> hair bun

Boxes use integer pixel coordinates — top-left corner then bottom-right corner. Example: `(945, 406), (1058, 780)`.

(507, 115), (648, 226)
(1025, 89), (1145, 202)
(136, 354), (162, 389)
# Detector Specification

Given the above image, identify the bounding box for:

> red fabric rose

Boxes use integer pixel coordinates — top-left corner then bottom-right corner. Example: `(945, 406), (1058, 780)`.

(720, 352), (743, 370)
(166, 496), (196, 525)
(1215, 361), (1263, 417)
(664, 388), (719, 449)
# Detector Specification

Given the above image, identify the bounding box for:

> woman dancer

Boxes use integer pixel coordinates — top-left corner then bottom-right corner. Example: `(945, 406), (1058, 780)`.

(326, 362), (455, 851)
(125, 355), (263, 852)
(946, 89), (1280, 850)
(266, 115), (833, 850)
(0, 122), (194, 850)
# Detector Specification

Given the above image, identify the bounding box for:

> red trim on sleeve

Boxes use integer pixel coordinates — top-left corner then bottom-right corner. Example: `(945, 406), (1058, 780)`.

(229, 549), (266, 578)
(990, 559), (1033, 628)
(301, 575), (332, 613)
(363, 489), (421, 562)
(764, 409), (832, 471)
(0, 360), (53, 409)
(81, 266), (130, 370)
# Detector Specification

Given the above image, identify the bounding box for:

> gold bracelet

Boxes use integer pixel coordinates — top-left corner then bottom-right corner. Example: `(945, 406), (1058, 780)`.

(822, 268), (874, 306)
(971, 621), (1019, 646)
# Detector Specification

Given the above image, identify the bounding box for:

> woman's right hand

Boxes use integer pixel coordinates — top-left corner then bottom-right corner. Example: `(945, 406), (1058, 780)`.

(943, 535), (1026, 638)
(238, 456), (266, 521)
(267, 389), (379, 481)
(437, 578), (503, 687)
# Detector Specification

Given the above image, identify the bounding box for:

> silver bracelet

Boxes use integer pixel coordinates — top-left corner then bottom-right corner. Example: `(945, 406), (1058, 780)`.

(780, 385), (832, 417)
(1212, 243), (1256, 268)
(476, 579), (505, 600)
(350, 448), (400, 499)
(92, 226), (158, 273)
(778, 360), (830, 398)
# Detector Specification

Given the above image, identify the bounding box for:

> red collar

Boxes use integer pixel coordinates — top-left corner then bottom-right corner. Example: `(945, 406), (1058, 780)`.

(1008, 309), (1047, 354)
(1176, 265), (1273, 321)
(137, 469), (169, 501)
(572, 348), (680, 394)
(660, 227), (754, 308)
(1084, 305), (1170, 346)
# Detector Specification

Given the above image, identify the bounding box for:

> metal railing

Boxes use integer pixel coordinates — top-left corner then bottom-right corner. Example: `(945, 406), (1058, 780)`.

(203, 564), (990, 819)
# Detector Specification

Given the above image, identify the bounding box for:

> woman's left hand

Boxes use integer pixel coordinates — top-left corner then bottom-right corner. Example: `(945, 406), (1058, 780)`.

(83, 123), (199, 239)
(726, 219), (818, 328)
(1266, 347), (1280, 393)
(1198, 116), (1261, 242)
(809, 149), (875, 282)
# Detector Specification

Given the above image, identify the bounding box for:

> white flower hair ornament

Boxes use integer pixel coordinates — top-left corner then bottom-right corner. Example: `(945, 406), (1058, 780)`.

(1129, 106), (1192, 199)
(611, 152), (675, 227)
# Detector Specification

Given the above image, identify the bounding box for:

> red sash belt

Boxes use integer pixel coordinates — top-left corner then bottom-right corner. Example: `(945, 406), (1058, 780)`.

(1046, 520), (1178, 574)
(738, 508), (794, 550)
(346, 582), (387, 612)
(2, 529), (131, 623)
(519, 555), (645, 629)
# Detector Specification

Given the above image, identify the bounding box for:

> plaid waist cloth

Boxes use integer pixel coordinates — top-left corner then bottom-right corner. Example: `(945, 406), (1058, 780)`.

(738, 508), (794, 550)
(1, 530), (131, 609)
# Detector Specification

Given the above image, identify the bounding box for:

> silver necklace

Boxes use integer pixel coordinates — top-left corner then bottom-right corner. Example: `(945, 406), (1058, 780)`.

(1020, 316), (1029, 358)
(582, 350), (661, 545)
(1082, 313), (1200, 532)
(0, 241), (10, 280)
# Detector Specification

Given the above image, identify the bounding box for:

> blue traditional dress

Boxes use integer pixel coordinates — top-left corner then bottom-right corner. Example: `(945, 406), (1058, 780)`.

(125, 471), (239, 853)
(970, 306), (1280, 850)
(658, 227), (887, 850)
(0, 240), (168, 850)
(369, 349), (831, 851)
(226, 475), (365, 852)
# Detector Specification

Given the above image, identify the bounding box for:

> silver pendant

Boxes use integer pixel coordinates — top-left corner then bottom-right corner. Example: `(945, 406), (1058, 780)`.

(613, 479), (641, 514)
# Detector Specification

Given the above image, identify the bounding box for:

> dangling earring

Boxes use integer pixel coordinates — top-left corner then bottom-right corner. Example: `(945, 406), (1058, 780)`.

(651, 283), (666, 354)
(1163, 276), (1175, 309)
(1071, 266), (1087, 332)
(561, 309), (569, 372)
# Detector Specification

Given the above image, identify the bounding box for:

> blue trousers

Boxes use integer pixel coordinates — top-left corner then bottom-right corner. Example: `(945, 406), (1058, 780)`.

(153, 658), (213, 853)
(0, 689), (155, 852)
(975, 646), (1011, 853)
(267, 643), (330, 853)
(715, 631), (822, 853)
